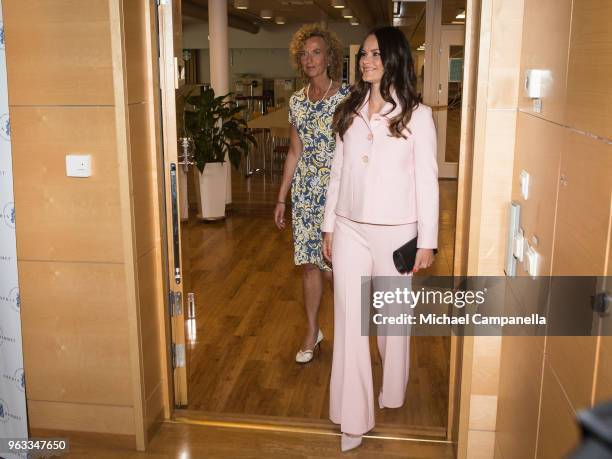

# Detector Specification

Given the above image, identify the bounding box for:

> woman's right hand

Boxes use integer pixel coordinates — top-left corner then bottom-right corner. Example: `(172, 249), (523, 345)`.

(322, 232), (333, 262)
(274, 202), (286, 230)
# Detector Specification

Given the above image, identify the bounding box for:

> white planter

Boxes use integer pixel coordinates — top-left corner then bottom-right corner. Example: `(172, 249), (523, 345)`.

(196, 162), (227, 220)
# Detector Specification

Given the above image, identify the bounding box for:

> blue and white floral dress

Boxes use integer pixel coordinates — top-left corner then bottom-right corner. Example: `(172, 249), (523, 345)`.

(288, 83), (350, 271)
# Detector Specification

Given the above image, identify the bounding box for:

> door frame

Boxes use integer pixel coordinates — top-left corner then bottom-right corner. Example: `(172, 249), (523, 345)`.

(152, 0), (483, 456)
(156, 0), (189, 407)
(436, 25), (465, 179)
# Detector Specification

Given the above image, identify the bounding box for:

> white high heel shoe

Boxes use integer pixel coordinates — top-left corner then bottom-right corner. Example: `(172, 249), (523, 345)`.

(341, 433), (363, 452)
(295, 329), (323, 363)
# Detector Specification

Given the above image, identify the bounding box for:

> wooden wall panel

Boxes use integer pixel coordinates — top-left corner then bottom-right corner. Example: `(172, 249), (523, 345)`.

(536, 361), (580, 459)
(471, 336), (501, 397)
(595, 337), (612, 402)
(494, 2), (612, 459)
(138, 248), (163, 401)
(511, 112), (562, 276)
(19, 261), (132, 407)
(486, 0), (525, 109)
(11, 106), (124, 263)
(598, 246), (612, 401)
(547, 337), (597, 411)
(565, 0), (612, 139)
(27, 400), (135, 436)
(124, 0), (149, 105)
(3, 0), (114, 106)
(453, 0), (480, 277)
(517, 0), (572, 124)
(5, 0), (167, 448)
(552, 132), (612, 277)
(129, 103), (157, 258)
(469, 109), (518, 275)
(125, 0), (169, 441)
(496, 337), (544, 459)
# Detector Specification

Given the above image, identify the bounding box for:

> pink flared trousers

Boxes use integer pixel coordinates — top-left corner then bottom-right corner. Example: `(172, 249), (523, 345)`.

(329, 215), (417, 435)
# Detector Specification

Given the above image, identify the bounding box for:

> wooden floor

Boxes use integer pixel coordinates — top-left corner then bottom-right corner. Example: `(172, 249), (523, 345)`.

(181, 168), (457, 433)
(64, 420), (455, 458)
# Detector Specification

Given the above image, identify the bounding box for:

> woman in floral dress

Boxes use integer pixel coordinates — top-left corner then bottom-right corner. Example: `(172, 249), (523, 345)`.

(274, 24), (350, 363)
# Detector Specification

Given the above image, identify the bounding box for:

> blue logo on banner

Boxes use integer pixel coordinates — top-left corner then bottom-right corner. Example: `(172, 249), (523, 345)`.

(0, 399), (7, 422)
(0, 113), (10, 140)
(2, 201), (15, 228)
(9, 286), (20, 312)
(0, 23), (4, 49)
(3, 368), (25, 392)
(15, 368), (25, 392)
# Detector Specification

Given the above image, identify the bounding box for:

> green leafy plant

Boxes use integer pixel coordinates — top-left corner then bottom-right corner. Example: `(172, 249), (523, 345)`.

(185, 87), (257, 172)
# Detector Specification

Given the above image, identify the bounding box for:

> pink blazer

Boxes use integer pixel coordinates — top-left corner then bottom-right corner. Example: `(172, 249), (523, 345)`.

(322, 93), (439, 249)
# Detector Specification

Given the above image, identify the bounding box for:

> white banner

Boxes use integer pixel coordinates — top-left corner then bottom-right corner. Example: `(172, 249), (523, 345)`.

(0, 0), (29, 457)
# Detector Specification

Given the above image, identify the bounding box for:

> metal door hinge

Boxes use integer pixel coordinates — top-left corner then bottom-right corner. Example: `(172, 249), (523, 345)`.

(169, 291), (183, 317)
(172, 343), (186, 368)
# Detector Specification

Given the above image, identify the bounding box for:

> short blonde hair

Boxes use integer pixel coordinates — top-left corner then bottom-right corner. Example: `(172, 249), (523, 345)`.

(289, 24), (344, 82)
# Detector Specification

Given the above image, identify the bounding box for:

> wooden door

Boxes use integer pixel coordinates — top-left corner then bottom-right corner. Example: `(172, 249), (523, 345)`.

(156, 0), (189, 407)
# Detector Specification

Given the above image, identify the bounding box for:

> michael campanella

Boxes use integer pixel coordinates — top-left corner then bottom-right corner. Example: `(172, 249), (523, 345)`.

(372, 313), (547, 326)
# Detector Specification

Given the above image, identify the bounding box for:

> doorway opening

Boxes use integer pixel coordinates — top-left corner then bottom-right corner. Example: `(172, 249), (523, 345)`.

(157, 0), (473, 445)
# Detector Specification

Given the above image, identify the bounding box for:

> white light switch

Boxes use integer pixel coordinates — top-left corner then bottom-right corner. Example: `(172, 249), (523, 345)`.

(520, 170), (530, 200)
(513, 228), (525, 262)
(66, 154), (92, 178)
(524, 244), (539, 278)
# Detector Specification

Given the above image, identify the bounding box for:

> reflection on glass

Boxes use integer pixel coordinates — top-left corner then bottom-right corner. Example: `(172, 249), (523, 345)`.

(445, 45), (464, 163)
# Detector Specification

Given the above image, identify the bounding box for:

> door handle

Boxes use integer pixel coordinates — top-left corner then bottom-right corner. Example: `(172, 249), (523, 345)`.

(170, 163), (181, 284)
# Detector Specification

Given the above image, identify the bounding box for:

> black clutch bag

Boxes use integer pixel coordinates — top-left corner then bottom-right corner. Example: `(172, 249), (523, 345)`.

(393, 236), (437, 274)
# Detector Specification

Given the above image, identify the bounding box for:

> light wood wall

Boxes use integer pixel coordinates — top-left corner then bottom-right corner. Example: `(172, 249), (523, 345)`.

(495, 0), (612, 458)
(456, 0), (526, 457)
(5, 0), (168, 451)
(121, 0), (170, 443)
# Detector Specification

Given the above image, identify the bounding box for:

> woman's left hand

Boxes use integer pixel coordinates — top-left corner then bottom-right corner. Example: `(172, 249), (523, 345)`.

(413, 248), (435, 273)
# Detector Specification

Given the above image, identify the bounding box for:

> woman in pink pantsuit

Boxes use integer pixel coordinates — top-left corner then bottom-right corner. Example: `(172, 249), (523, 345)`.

(322, 26), (439, 452)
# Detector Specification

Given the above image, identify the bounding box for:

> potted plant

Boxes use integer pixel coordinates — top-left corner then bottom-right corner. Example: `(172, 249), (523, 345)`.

(185, 87), (256, 220)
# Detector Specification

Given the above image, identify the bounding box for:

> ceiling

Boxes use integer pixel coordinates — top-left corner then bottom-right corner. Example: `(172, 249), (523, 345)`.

(182, 0), (466, 46)
(183, 0), (393, 31)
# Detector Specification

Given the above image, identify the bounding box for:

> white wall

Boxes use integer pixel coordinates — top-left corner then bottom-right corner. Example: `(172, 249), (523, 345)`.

(187, 21), (368, 87)
(196, 48), (294, 86)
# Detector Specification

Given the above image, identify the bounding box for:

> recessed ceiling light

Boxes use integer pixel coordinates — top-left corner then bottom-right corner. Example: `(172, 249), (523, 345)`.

(350, 17), (359, 26)
(261, 9), (273, 19)
(234, 0), (249, 10)
(331, 0), (345, 8)
(275, 16), (286, 24)
(342, 8), (353, 18)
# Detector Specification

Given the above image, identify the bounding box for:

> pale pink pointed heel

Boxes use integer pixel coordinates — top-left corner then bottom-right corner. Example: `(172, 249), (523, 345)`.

(341, 433), (363, 452)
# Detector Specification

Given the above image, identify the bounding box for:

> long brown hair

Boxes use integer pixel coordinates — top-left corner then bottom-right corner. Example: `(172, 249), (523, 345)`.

(333, 26), (420, 139)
